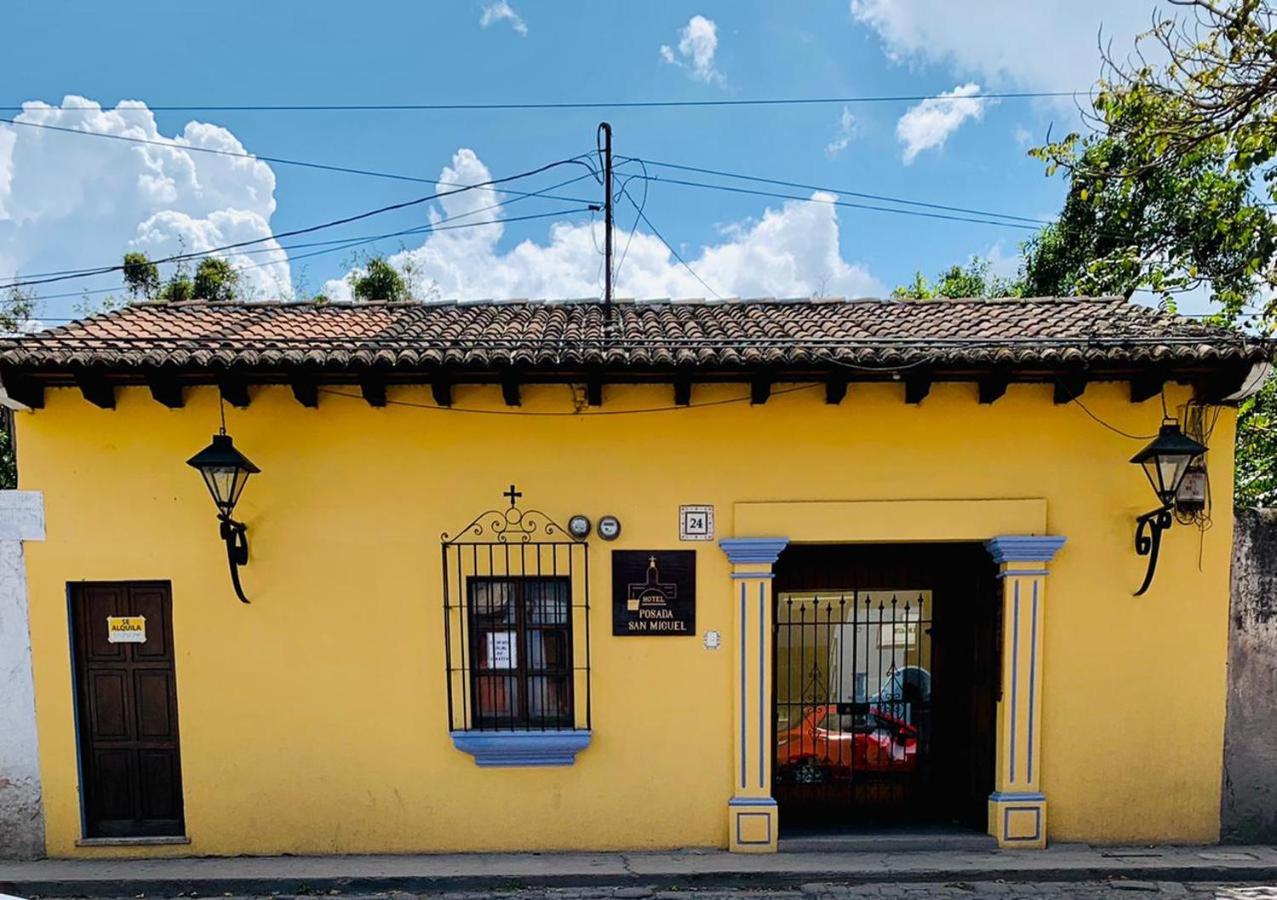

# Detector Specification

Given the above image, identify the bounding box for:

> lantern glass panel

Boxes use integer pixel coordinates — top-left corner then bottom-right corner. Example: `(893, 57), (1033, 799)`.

(1131, 422), (1208, 507)
(201, 465), (251, 513)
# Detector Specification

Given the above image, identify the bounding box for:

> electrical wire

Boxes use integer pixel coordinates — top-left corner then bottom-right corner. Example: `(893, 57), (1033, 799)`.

(0, 91), (1088, 113)
(14, 206), (595, 311)
(0, 117), (595, 206)
(316, 383), (822, 416)
(618, 191), (723, 300)
(612, 162), (651, 288)
(1069, 396), (1158, 441)
(0, 154), (597, 290)
(623, 157), (1050, 226)
(632, 173), (1040, 231)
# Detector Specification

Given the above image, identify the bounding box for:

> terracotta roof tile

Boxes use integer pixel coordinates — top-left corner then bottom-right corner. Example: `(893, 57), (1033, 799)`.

(0, 297), (1268, 376)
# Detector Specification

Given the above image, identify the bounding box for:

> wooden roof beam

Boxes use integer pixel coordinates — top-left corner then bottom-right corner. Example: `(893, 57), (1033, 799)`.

(978, 373), (1009, 405)
(1053, 374), (1088, 405)
(75, 371), (115, 410)
(146, 373), (185, 409)
(750, 375), (773, 405)
(1, 371), (44, 410)
(586, 374), (604, 407)
(359, 375), (387, 408)
(219, 377), (251, 409)
(290, 376), (318, 408)
(673, 376), (692, 407)
(431, 378), (452, 408)
(825, 377), (848, 405)
(904, 375), (931, 405)
(501, 373), (521, 407)
(1130, 371), (1166, 404)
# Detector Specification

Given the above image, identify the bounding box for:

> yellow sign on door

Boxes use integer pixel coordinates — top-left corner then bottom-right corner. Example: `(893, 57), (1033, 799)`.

(106, 616), (147, 643)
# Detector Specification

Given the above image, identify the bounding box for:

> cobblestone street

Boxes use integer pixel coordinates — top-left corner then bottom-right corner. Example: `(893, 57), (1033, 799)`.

(109, 885), (1277, 900)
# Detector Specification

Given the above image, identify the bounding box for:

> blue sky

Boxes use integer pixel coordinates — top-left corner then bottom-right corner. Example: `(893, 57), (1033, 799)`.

(0, 1), (1179, 322)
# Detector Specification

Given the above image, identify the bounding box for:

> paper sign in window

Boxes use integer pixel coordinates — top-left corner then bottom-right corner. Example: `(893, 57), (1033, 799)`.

(486, 630), (517, 670)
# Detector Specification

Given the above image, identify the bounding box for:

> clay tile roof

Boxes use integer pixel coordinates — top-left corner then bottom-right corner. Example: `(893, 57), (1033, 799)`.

(0, 297), (1268, 376)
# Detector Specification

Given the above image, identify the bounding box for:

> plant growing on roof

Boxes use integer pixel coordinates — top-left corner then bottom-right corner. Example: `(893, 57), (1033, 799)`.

(348, 254), (408, 303)
(192, 257), (240, 302)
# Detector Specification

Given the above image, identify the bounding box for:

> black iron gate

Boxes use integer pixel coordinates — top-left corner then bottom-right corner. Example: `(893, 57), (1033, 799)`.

(771, 542), (999, 830)
(774, 587), (934, 822)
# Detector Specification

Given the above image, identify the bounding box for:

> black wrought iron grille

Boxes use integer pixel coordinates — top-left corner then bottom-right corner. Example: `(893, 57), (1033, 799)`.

(774, 590), (933, 821)
(441, 497), (591, 732)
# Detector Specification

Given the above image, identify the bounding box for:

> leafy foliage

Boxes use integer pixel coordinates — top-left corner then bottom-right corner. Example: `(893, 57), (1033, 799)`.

(350, 256), (408, 302)
(122, 252), (160, 301)
(119, 251), (241, 303)
(1021, 0), (1277, 508)
(1028, 0), (1277, 324)
(192, 257), (240, 302)
(0, 282), (37, 489)
(1236, 376), (1277, 507)
(892, 256), (1023, 300)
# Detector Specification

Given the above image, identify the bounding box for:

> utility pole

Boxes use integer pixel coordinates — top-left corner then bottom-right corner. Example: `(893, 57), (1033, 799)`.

(599, 122), (614, 320)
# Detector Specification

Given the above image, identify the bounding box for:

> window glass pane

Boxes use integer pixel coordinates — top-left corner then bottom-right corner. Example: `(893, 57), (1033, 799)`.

(472, 581), (516, 623)
(467, 576), (572, 730)
(525, 628), (568, 672)
(475, 674), (519, 722)
(526, 675), (571, 723)
(524, 580), (569, 625)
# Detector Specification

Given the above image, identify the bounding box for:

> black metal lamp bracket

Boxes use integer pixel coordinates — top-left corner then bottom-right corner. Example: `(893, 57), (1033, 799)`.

(218, 514), (251, 604)
(1133, 506), (1174, 597)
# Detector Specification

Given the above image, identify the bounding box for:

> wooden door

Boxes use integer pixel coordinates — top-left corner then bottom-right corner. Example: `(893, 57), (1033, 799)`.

(71, 582), (185, 838)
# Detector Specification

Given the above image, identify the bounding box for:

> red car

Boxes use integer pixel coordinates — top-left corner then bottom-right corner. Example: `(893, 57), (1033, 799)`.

(776, 704), (918, 784)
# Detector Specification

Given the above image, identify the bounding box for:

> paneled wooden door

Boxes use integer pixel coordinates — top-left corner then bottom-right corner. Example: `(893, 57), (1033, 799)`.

(71, 582), (185, 838)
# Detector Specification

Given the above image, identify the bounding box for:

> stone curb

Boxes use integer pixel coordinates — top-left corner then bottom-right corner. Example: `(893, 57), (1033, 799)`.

(5, 864), (1277, 898)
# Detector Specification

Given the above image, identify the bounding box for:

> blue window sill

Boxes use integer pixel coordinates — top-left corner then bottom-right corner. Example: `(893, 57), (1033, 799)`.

(450, 730), (592, 767)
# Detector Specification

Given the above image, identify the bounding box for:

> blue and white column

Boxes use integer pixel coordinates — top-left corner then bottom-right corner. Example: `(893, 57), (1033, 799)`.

(985, 534), (1066, 849)
(719, 537), (788, 853)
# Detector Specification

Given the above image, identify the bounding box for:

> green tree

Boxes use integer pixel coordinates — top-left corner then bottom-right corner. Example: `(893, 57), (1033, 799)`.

(1025, 0), (1277, 507)
(1029, 0), (1277, 323)
(0, 282), (37, 488)
(122, 252), (160, 301)
(192, 257), (239, 301)
(893, 256), (1023, 299)
(350, 256), (408, 302)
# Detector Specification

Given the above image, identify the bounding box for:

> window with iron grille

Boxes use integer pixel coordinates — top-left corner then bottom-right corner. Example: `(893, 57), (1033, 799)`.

(442, 490), (591, 733)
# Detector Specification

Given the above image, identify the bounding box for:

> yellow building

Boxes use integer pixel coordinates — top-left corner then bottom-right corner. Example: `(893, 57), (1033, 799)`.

(0, 296), (1269, 857)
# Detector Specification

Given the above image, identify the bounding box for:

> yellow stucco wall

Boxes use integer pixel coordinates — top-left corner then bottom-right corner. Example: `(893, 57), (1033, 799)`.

(17, 379), (1235, 856)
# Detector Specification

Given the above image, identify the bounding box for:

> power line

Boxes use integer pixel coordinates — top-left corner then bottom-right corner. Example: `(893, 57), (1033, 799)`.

(0, 91), (1089, 113)
(623, 157), (1050, 226)
(0, 155), (596, 290)
(0, 117), (596, 205)
(18, 207), (595, 309)
(634, 173), (1041, 231)
(17, 169), (597, 296)
(619, 191), (723, 300)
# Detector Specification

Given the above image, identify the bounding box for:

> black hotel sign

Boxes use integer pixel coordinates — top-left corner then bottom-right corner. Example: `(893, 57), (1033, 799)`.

(612, 550), (696, 636)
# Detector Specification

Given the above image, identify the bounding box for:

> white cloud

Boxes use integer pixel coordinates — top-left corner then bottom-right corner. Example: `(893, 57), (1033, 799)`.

(0, 96), (288, 299)
(324, 149), (883, 302)
(896, 83), (985, 164)
(825, 106), (857, 158)
(480, 1), (527, 36)
(660, 15), (725, 85)
(850, 0), (1153, 96)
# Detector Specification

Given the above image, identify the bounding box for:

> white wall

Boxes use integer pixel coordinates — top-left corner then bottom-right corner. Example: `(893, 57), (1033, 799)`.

(0, 490), (45, 859)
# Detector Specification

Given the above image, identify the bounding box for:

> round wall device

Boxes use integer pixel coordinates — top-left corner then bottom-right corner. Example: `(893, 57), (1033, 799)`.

(598, 515), (622, 541)
(567, 514), (592, 539)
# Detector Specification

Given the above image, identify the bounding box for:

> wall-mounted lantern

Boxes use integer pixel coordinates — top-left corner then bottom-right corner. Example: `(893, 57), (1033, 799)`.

(1130, 419), (1207, 596)
(187, 433), (260, 604)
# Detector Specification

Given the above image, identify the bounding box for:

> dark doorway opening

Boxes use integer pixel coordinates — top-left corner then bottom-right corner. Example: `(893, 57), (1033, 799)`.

(772, 543), (998, 833)
(70, 582), (186, 839)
